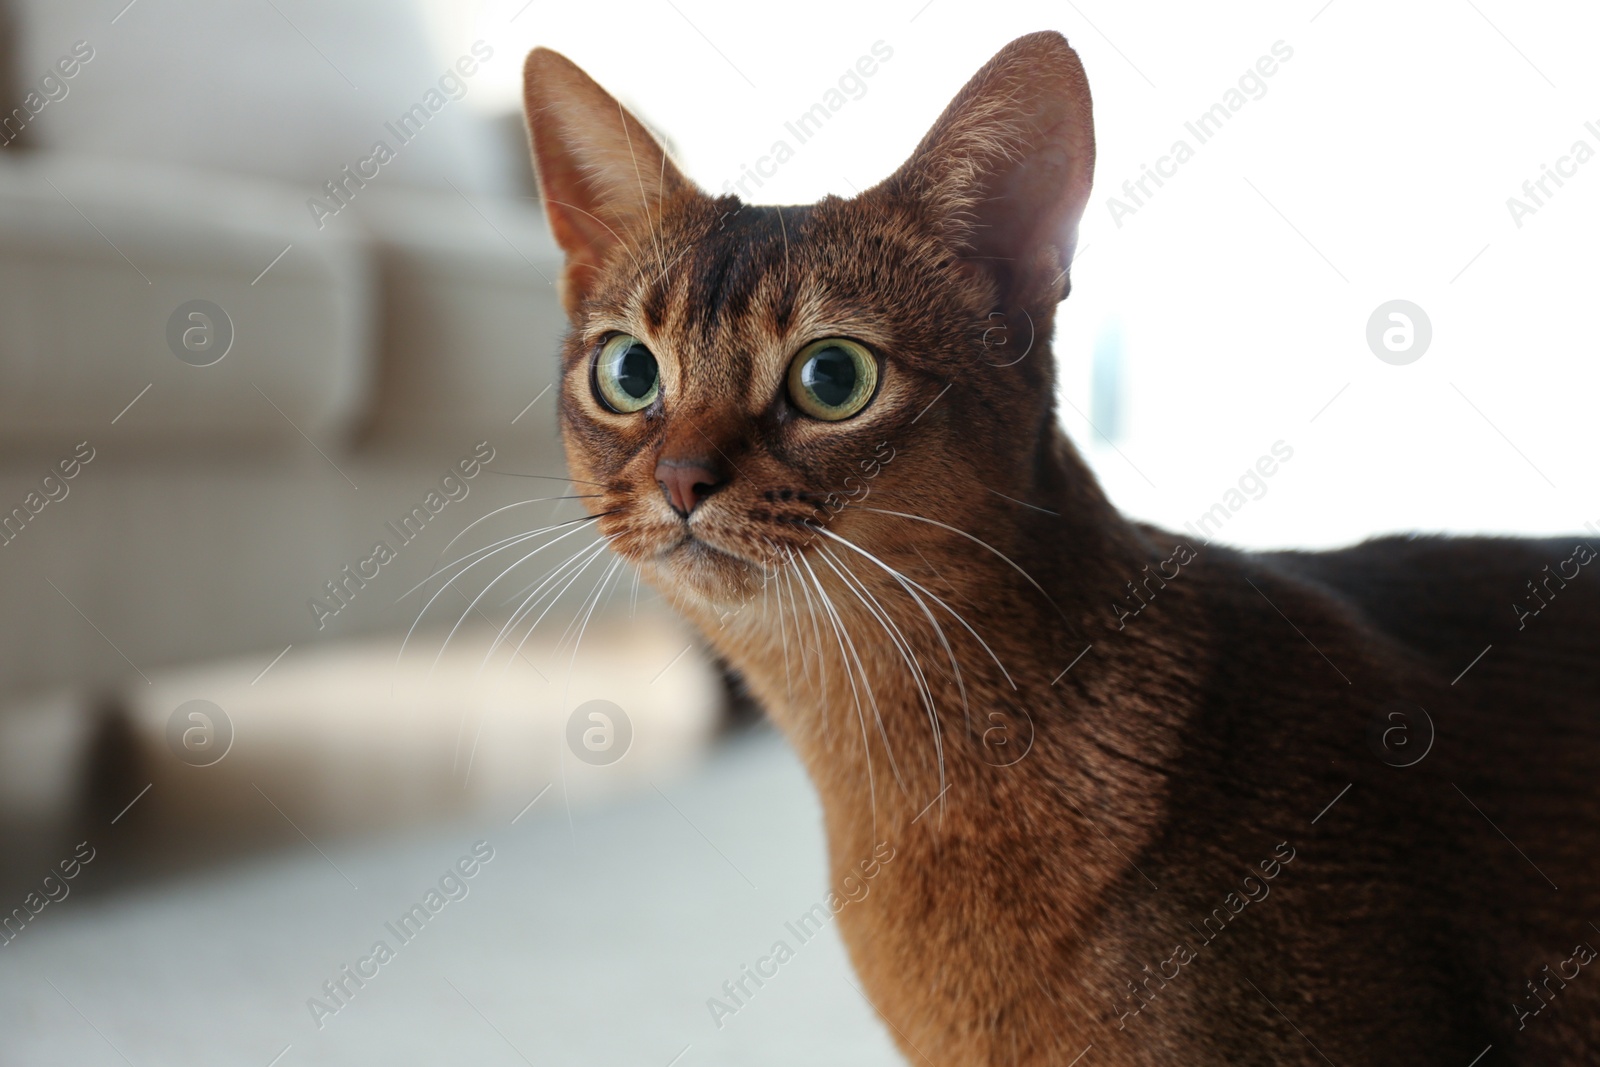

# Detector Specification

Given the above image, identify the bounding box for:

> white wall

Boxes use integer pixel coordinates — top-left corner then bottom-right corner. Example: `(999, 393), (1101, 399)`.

(428, 0), (1599, 548)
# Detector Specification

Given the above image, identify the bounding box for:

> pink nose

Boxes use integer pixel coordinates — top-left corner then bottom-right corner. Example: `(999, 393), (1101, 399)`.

(655, 457), (726, 517)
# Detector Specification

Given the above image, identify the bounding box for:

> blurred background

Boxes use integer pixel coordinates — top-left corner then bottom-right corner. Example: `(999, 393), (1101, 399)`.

(0, 0), (1595, 1063)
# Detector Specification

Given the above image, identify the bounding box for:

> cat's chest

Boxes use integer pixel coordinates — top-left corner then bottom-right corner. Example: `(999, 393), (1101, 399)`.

(827, 828), (1150, 1066)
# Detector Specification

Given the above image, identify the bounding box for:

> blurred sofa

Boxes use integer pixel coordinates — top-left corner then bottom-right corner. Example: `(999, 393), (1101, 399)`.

(0, 0), (576, 697)
(0, 1), (725, 843)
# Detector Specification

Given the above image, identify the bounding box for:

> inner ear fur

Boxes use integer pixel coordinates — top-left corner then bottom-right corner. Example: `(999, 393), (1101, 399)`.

(522, 48), (699, 318)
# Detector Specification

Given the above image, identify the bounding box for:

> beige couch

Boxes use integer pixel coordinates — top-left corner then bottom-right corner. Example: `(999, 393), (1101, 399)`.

(0, 1), (722, 838)
(0, 154), (574, 694)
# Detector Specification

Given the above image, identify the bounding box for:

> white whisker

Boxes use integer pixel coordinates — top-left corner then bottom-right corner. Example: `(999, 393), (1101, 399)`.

(786, 548), (829, 716)
(422, 522), (601, 672)
(400, 509), (603, 605)
(561, 555), (625, 715)
(770, 542), (793, 702)
(489, 538), (605, 658)
(798, 549), (906, 809)
(854, 505), (1068, 623)
(598, 557), (629, 616)
(818, 544), (945, 803)
(487, 538), (612, 673)
(397, 517), (603, 673)
(781, 554), (811, 684)
(555, 552), (623, 654)
(810, 524), (992, 713)
(405, 501), (604, 600)
(503, 539), (614, 670)
(435, 537), (589, 677)
(795, 548), (873, 825)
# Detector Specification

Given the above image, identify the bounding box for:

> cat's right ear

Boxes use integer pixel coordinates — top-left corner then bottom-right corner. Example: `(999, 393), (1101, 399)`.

(877, 31), (1095, 309)
(523, 48), (695, 319)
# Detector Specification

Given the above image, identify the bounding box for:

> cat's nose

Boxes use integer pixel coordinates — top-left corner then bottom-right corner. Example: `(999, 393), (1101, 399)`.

(655, 456), (727, 518)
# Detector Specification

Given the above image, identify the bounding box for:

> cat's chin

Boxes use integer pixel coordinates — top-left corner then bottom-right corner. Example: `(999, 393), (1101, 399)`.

(650, 536), (764, 605)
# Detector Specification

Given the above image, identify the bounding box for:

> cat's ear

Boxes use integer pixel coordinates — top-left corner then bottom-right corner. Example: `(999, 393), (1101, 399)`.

(523, 48), (696, 318)
(878, 31), (1094, 306)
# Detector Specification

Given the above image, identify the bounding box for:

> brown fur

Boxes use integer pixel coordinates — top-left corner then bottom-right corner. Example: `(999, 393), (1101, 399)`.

(522, 35), (1600, 1065)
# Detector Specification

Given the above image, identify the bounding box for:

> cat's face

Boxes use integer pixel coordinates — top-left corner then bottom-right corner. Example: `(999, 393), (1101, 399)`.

(525, 34), (1095, 608)
(554, 194), (995, 602)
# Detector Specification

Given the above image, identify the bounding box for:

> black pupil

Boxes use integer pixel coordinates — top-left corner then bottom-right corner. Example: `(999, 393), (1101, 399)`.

(802, 347), (858, 408)
(615, 344), (657, 400)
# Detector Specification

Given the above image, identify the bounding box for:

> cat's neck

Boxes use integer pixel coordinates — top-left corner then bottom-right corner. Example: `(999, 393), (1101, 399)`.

(677, 424), (1186, 1062)
(682, 422), (1178, 866)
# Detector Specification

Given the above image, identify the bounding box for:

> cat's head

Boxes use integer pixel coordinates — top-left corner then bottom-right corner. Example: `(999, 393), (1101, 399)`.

(522, 33), (1094, 607)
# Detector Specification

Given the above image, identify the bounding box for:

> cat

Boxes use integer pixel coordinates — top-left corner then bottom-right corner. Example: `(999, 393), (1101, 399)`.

(521, 32), (1600, 1066)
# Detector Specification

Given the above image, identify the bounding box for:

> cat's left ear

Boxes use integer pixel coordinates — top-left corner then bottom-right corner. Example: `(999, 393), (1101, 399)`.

(877, 31), (1095, 307)
(523, 48), (697, 319)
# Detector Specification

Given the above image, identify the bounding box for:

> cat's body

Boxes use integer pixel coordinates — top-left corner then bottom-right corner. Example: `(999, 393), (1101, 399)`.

(521, 33), (1600, 1065)
(710, 483), (1600, 1067)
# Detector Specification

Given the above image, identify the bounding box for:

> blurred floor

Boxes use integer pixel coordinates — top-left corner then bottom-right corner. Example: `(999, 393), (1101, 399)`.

(0, 727), (903, 1066)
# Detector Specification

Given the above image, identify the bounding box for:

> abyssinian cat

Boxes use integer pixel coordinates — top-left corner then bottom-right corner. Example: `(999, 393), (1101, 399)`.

(521, 32), (1600, 1066)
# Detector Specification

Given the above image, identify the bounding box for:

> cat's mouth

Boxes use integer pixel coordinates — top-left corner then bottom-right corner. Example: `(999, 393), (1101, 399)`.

(660, 530), (754, 568)
(652, 528), (770, 598)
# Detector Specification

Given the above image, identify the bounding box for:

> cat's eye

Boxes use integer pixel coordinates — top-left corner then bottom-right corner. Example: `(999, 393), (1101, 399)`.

(786, 338), (878, 421)
(594, 333), (660, 413)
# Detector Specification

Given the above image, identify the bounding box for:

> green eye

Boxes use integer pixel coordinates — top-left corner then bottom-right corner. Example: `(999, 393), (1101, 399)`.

(594, 334), (660, 413)
(787, 338), (878, 421)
